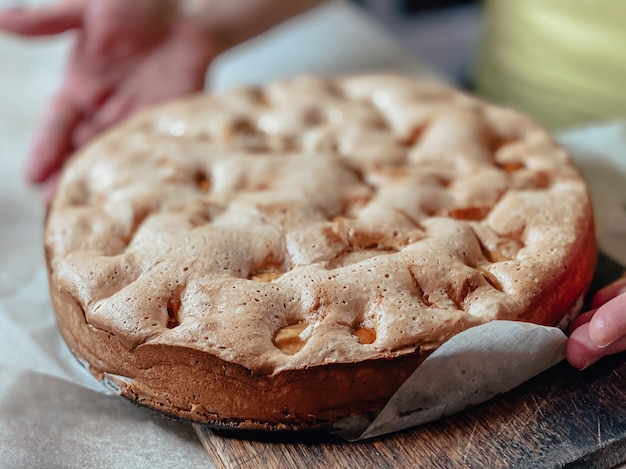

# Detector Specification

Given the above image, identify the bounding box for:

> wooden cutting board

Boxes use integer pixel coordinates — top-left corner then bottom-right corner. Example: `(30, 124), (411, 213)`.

(196, 254), (626, 468)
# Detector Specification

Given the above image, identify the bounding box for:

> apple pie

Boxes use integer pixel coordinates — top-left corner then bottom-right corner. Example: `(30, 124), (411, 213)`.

(45, 75), (596, 430)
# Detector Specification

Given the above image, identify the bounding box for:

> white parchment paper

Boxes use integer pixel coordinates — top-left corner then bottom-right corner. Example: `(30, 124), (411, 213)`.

(0, 364), (209, 468)
(333, 321), (567, 440)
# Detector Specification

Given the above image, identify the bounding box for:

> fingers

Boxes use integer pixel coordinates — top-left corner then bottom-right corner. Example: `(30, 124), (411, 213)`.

(25, 93), (80, 184)
(587, 290), (626, 348)
(28, 90), (131, 186)
(83, 0), (135, 58)
(71, 95), (134, 148)
(0, 1), (85, 36)
(567, 321), (626, 370)
(93, 94), (135, 131)
(567, 284), (626, 370)
(83, 0), (172, 59)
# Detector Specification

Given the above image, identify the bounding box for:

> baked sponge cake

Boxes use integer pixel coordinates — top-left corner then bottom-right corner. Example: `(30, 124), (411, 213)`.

(45, 75), (596, 430)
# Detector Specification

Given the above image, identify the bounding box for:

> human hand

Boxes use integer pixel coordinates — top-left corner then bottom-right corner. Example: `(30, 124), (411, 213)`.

(567, 277), (626, 369)
(0, 0), (217, 201)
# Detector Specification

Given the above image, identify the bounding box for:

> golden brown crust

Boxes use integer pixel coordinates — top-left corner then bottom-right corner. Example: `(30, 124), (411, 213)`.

(45, 74), (596, 427)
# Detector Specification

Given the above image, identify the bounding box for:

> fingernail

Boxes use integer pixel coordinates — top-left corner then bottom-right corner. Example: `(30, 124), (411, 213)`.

(588, 315), (616, 348)
(593, 331), (614, 349)
(595, 340), (613, 349)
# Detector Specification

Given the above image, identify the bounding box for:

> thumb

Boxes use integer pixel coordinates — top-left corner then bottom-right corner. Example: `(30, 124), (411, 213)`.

(0, 1), (85, 36)
(587, 289), (626, 348)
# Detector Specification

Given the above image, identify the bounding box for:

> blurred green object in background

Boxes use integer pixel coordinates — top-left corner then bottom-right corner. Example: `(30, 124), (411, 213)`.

(475, 0), (626, 131)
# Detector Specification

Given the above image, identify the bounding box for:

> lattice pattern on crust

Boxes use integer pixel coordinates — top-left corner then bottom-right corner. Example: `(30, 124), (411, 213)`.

(46, 75), (592, 374)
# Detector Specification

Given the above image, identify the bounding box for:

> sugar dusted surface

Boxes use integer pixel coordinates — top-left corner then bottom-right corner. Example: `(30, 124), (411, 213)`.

(46, 75), (594, 375)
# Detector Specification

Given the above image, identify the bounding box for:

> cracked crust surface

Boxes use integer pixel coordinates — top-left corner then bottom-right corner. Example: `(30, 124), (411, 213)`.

(45, 74), (596, 428)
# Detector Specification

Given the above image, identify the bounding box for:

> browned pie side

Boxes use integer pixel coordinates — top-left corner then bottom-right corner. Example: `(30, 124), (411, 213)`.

(50, 276), (428, 428)
(45, 74), (596, 429)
